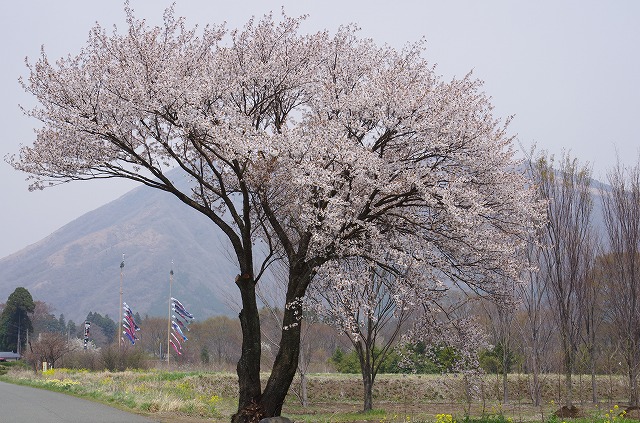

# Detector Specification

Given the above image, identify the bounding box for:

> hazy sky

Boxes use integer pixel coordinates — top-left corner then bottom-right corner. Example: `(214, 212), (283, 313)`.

(1, 1), (639, 258)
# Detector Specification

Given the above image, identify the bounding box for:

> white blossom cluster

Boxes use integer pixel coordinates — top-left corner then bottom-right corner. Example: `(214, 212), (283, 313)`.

(11, 8), (544, 351)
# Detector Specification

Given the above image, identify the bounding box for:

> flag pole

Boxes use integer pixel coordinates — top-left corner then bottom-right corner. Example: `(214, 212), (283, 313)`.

(119, 253), (125, 348)
(167, 261), (173, 366)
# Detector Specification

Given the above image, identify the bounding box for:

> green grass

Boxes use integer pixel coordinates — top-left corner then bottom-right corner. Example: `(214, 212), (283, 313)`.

(460, 415), (514, 423)
(0, 360), (27, 375)
(289, 408), (388, 423)
(1, 368), (232, 420)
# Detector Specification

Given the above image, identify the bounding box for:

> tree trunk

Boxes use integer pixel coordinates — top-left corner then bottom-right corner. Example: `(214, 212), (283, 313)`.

(260, 308), (303, 416)
(591, 354), (597, 404)
(532, 369), (541, 407)
(362, 363), (374, 412)
(563, 339), (574, 407)
(354, 339), (375, 412)
(300, 372), (308, 408)
(565, 368), (573, 407)
(230, 284), (305, 422)
(502, 367), (509, 404)
(591, 372), (597, 404)
(530, 347), (541, 407)
(232, 274), (263, 423)
(297, 342), (308, 408)
(501, 343), (509, 404)
(630, 365), (639, 407)
(230, 238), (313, 421)
(257, 269), (311, 419)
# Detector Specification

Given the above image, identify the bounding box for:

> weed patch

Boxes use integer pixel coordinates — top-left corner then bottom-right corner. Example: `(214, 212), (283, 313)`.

(1, 369), (639, 422)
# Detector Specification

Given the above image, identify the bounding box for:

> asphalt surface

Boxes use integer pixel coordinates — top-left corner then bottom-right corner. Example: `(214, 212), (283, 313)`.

(0, 381), (159, 422)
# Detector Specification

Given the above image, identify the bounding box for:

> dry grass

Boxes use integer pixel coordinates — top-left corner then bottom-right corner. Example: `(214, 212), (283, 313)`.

(1, 368), (637, 422)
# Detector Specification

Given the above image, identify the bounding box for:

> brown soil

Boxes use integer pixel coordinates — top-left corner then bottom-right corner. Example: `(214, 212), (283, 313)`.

(553, 405), (583, 418)
(624, 406), (640, 420)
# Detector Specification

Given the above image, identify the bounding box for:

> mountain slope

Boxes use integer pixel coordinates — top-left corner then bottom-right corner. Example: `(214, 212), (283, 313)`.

(0, 179), (243, 323)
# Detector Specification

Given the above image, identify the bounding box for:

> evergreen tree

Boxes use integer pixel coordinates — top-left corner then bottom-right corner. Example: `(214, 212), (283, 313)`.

(84, 312), (117, 344)
(66, 320), (77, 338)
(57, 314), (66, 334)
(0, 287), (36, 353)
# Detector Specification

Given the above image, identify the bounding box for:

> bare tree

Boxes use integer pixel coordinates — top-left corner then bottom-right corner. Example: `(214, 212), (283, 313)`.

(26, 332), (76, 369)
(481, 276), (517, 404)
(189, 316), (242, 369)
(529, 152), (595, 407)
(137, 316), (167, 359)
(601, 158), (640, 406)
(517, 236), (555, 407)
(578, 245), (605, 404)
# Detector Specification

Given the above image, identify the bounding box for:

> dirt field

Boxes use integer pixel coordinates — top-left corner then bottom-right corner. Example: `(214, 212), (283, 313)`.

(279, 373), (635, 422)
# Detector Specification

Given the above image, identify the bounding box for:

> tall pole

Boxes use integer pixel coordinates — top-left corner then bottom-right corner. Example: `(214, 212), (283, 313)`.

(17, 315), (21, 356)
(119, 253), (125, 348)
(167, 262), (173, 366)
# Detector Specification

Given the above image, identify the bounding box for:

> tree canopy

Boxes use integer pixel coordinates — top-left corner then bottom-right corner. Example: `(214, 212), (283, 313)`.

(10, 7), (543, 421)
(0, 287), (35, 353)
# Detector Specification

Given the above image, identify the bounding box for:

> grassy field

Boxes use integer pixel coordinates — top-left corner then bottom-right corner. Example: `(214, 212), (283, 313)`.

(1, 365), (639, 423)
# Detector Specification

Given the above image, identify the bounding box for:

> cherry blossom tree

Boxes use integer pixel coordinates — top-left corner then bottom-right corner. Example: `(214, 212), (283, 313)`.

(308, 258), (417, 411)
(10, 6), (542, 421)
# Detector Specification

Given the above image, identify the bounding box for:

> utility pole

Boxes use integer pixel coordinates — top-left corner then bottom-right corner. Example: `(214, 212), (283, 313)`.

(167, 262), (173, 366)
(119, 254), (125, 348)
(17, 315), (21, 356)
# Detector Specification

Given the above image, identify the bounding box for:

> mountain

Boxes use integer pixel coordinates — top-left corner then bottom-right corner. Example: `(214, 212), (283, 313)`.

(0, 175), (244, 323)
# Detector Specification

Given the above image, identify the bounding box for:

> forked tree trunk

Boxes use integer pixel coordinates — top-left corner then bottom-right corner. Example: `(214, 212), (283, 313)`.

(360, 358), (374, 412)
(532, 369), (541, 407)
(231, 269), (309, 422)
(354, 336), (376, 412)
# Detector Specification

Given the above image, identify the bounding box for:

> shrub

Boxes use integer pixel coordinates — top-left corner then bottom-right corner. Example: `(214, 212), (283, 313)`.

(100, 344), (148, 371)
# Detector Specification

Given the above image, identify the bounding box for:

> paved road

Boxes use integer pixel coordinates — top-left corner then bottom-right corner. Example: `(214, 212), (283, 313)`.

(0, 381), (159, 422)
